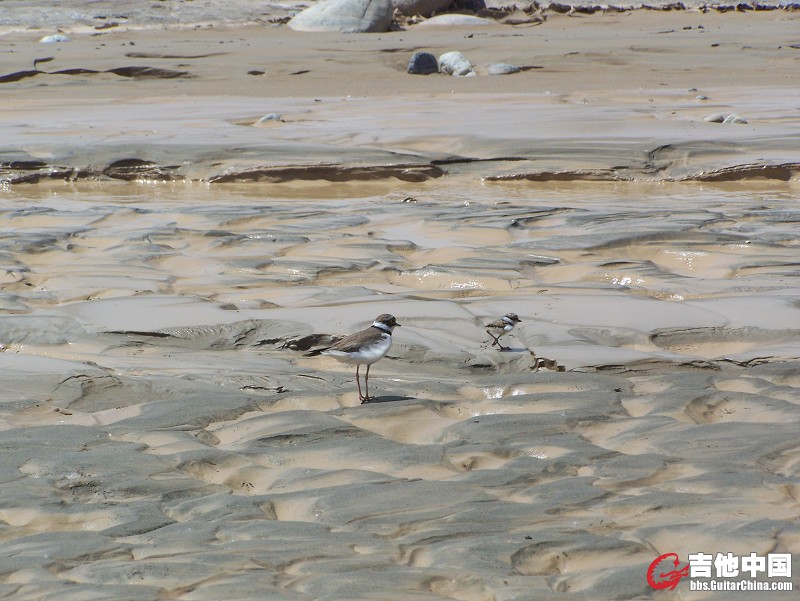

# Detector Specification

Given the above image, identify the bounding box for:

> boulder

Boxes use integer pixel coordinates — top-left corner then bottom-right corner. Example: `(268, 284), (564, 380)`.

(288, 0), (394, 33)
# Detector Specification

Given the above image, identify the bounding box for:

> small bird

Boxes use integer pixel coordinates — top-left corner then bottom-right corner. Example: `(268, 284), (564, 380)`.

(485, 313), (521, 350)
(314, 314), (400, 403)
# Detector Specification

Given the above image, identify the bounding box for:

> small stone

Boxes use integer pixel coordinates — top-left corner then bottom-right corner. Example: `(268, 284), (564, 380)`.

(695, 94), (708, 100)
(703, 113), (726, 123)
(488, 63), (521, 75)
(438, 51), (475, 77)
(407, 52), (439, 75)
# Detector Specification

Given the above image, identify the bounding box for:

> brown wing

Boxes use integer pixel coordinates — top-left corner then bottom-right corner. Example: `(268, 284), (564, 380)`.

(326, 327), (377, 353)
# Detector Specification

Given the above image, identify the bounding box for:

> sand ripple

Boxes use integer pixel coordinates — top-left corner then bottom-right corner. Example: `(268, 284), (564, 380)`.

(0, 179), (798, 599)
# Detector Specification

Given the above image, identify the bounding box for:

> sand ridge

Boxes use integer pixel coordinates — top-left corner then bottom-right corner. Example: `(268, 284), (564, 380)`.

(1, 11), (800, 183)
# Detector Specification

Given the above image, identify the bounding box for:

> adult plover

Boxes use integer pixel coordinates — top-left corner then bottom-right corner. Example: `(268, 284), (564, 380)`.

(316, 313), (400, 403)
(485, 313), (521, 350)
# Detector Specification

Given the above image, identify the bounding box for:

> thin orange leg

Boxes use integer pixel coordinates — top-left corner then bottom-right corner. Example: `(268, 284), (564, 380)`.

(355, 364), (365, 401)
(362, 364), (372, 403)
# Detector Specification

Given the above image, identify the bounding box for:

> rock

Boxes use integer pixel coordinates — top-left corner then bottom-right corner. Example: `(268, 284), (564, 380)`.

(723, 113), (747, 124)
(257, 113), (285, 123)
(416, 14), (498, 27)
(500, 8), (544, 25)
(393, 0), (454, 17)
(703, 113), (748, 124)
(288, 0), (393, 33)
(39, 34), (70, 43)
(255, 113), (285, 127)
(488, 62), (520, 75)
(407, 52), (439, 75)
(438, 51), (476, 77)
(480, 0), (538, 9)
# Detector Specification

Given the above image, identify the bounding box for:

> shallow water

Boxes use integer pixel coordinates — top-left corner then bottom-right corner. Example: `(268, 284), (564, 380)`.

(0, 180), (798, 600)
(2, 179), (798, 306)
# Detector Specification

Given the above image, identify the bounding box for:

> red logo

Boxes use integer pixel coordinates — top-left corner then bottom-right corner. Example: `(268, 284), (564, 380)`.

(647, 553), (690, 590)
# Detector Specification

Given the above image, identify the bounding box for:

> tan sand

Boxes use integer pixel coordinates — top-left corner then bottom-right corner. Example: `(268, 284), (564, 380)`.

(0, 5), (799, 601)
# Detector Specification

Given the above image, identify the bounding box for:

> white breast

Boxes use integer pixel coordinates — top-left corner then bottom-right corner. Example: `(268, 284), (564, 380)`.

(324, 334), (392, 365)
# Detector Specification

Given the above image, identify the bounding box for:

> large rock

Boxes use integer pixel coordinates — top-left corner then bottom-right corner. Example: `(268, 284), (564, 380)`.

(288, 0), (394, 33)
(392, 0), (453, 17)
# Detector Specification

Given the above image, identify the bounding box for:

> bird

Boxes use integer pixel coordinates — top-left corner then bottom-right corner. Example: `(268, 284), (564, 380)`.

(312, 313), (400, 403)
(485, 313), (521, 350)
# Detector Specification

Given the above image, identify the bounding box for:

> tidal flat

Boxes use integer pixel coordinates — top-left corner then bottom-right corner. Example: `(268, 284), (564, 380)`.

(1, 4), (799, 600)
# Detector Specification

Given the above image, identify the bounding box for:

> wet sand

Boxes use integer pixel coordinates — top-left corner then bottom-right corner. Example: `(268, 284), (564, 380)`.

(1, 4), (799, 601)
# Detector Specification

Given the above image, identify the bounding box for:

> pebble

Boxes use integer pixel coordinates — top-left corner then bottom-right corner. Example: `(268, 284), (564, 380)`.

(438, 51), (475, 77)
(407, 52), (439, 75)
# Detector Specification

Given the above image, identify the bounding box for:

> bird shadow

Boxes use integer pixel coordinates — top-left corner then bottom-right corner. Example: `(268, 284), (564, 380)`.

(481, 344), (528, 353)
(361, 394), (415, 404)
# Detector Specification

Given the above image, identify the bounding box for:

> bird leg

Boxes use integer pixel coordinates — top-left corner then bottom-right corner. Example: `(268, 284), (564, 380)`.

(361, 364), (373, 403)
(355, 364), (365, 401)
(487, 330), (512, 351)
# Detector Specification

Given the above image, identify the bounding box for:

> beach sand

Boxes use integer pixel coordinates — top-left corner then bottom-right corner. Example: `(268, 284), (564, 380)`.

(0, 3), (799, 600)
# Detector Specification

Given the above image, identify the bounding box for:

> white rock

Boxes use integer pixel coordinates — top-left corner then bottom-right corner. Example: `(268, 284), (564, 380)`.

(438, 51), (476, 77)
(416, 14), (498, 27)
(39, 34), (70, 43)
(288, 0), (393, 33)
(258, 113), (285, 123)
(703, 113), (748, 124)
(488, 62), (521, 75)
(723, 113), (748, 124)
